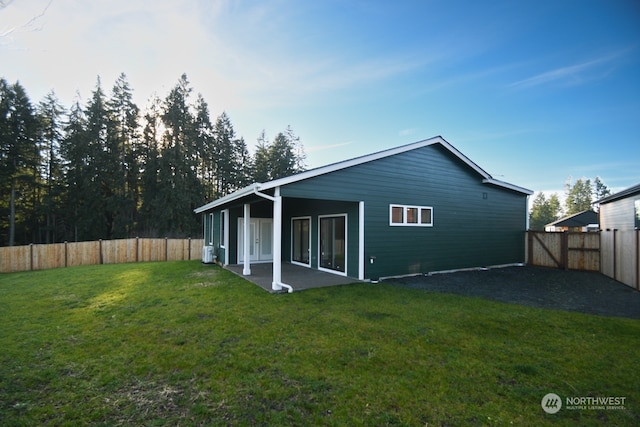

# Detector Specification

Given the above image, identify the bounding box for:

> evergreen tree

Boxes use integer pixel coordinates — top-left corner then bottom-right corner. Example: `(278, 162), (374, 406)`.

(0, 80), (40, 245)
(107, 73), (140, 237)
(37, 90), (66, 243)
(212, 111), (237, 197)
(268, 126), (305, 180)
(84, 77), (116, 239)
(593, 176), (611, 200)
(194, 94), (216, 201)
(529, 192), (561, 231)
(565, 177), (611, 215)
(157, 74), (202, 236)
(59, 95), (88, 241)
(139, 95), (163, 236)
(232, 136), (252, 190)
(253, 130), (271, 182)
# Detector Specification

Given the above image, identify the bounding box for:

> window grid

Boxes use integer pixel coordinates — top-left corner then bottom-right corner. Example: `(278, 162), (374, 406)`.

(390, 204), (433, 227)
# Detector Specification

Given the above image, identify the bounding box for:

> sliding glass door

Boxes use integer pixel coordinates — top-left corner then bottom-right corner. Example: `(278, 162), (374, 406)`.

(319, 215), (346, 273)
(292, 217), (310, 265)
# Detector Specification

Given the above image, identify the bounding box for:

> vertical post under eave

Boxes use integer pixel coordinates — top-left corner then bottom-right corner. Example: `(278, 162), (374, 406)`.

(272, 187), (283, 291)
(358, 201), (365, 280)
(243, 203), (251, 275)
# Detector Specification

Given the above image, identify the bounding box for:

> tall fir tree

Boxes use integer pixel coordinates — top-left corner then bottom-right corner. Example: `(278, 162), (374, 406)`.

(157, 74), (202, 236)
(59, 95), (88, 241)
(37, 90), (66, 243)
(194, 94), (216, 201)
(107, 73), (140, 237)
(0, 80), (40, 245)
(139, 95), (163, 236)
(253, 130), (271, 182)
(212, 111), (237, 197)
(529, 192), (561, 231)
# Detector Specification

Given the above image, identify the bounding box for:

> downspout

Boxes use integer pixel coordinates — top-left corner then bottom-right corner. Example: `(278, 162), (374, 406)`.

(252, 186), (294, 293)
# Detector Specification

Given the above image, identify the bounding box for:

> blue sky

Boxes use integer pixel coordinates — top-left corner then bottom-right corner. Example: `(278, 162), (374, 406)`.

(2, 0), (639, 198)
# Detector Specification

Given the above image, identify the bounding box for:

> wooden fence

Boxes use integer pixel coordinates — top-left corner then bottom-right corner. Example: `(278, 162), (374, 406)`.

(600, 229), (640, 290)
(526, 230), (640, 290)
(0, 238), (205, 273)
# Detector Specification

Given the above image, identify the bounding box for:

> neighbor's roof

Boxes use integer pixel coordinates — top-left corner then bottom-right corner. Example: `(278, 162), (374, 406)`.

(546, 210), (598, 228)
(195, 136), (533, 213)
(593, 183), (640, 205)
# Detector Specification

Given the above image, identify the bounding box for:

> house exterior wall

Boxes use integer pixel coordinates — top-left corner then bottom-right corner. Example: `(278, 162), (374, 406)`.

(280, 144), (527, 279)
(599, 195), (640, 231)
(282, 198), (360, 278)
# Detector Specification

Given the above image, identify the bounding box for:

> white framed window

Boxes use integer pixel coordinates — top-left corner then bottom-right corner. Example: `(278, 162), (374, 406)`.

(220, 209), (228, 248)
(389, 204), (433, 227)
(208, 213), (214, 245)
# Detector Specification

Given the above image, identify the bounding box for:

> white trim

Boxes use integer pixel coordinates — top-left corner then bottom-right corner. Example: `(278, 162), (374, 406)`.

(222, 209), (229, 264)
(389, 204), (433, 227)
(237, 217), (274, 263)
(291, 216), (312, 267)
(208, 213), (214, 245)
(318, 213), (348, 277)
(194, 136), (533, 213)
(482, 178), (533, 195)
(272, 187), (285, 291)
(242, 204), (251, 275)
(358, 201), (365, 280)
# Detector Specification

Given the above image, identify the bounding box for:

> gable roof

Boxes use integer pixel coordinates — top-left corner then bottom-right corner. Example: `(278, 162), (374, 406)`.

(546, 210), (598, 228)
(195, 136), (533, 213)
(593, 183), (640, 205)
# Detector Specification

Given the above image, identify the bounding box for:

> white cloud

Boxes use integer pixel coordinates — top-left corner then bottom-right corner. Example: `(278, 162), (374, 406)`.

(507, 50), (630, 90)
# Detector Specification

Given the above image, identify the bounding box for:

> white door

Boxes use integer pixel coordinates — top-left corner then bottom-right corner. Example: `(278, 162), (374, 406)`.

(238, 218), (273, 262)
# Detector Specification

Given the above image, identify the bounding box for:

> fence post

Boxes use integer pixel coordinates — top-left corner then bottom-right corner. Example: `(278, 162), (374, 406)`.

(188, 237), (191, 261)
(64, 241), (68, 267)
(527, 231), (532, 265)
(165, 237), (168, 261)
(99, 239), (103, 265)
(30, 243), (34, 271)
(612, 229), (617, 281)
(136, 237), (139, 263)
(561, 232), (568, 270)
(636, 229), (639, 291)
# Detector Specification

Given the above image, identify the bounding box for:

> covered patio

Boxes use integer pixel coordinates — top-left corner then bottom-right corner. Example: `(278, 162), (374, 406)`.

(226, 262), (361, 292)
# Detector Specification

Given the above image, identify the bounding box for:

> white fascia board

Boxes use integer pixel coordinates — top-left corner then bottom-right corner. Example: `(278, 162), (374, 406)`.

(194, 183), (262, 213)
(260, 136), (452, 191)
(482, 178), (533, 195)
(194, 135), (532, 212)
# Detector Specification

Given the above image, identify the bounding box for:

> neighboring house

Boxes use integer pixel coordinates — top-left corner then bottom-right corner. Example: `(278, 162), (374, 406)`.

(195, 136), (532, 291)
(594, 183), (640, 231)
(544, 210), (599, 232)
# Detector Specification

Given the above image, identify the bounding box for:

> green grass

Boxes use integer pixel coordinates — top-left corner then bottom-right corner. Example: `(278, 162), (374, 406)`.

(0, 261), (638, 426)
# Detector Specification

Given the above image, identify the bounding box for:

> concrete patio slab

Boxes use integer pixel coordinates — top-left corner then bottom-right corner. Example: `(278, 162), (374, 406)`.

(225, 262), (361, 292)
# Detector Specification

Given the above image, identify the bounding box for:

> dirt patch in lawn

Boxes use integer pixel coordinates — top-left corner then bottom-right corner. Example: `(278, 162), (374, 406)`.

(388, 266), (640, 319)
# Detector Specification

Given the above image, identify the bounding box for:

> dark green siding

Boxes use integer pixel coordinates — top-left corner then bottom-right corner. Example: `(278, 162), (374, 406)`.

(283, 199), (360, 278)
(281, 144), (527, 279)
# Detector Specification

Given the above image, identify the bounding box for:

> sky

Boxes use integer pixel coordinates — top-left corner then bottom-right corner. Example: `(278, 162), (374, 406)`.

(2, 0), (639, 200)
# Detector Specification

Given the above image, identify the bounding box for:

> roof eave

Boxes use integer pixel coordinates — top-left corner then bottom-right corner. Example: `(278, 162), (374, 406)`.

(482, 178), (533, 195)
(194, 183), (263, 213)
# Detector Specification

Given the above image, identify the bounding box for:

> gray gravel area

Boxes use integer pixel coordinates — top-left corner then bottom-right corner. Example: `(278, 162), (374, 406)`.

(387, 266), (640, 319)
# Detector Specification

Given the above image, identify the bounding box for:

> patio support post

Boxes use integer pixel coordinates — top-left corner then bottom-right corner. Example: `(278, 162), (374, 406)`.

(243, 203), (251, 275)
(272, 187), (283, 291)
(359, 201), (365, 280)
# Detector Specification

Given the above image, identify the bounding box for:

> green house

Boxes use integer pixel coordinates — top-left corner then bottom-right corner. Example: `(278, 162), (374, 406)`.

(195, 136), (532, 292)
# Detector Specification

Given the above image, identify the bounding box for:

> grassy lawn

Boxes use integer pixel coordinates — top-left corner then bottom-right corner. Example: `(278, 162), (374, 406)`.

(1, 261), (638, 426)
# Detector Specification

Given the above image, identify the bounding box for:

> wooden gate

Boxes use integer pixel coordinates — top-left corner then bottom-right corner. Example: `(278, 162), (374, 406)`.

(526, 231), (600, 271)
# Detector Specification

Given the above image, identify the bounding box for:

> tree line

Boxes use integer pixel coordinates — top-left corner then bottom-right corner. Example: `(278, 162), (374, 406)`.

(528, 177), (611, 231)
(0, 73), (305, 246)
